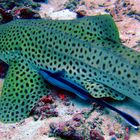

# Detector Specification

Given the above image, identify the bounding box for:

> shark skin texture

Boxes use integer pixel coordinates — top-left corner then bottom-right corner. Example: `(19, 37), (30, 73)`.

(0, 15), (140, 123)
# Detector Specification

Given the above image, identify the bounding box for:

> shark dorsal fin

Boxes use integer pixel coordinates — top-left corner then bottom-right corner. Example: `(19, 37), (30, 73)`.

(80, 15), (120, 43)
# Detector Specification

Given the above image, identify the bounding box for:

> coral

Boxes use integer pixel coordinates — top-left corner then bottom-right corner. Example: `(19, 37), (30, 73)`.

(39, 95), (53, 104)
(49, 121), (85, 140)
(49, 122), (76, 139)
(49, 105), (106, 140)
(90, 129), (105, 140)
(49, 117), (105, 140)
(57, 93), (66, 100)
(30, 95), (58, 120)
(123, 127), (130, 140)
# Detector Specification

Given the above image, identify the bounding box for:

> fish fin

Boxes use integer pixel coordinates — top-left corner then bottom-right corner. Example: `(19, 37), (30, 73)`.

(83, 80), (125, 100)
(39, 69), (65, 78)
(0, 60), (51, 123)
(79, 15), (120, 43)
(52, 70), (66, 77)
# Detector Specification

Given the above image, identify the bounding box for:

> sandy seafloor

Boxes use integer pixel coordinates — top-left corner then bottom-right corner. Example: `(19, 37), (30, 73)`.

(0, 0), (140, 140)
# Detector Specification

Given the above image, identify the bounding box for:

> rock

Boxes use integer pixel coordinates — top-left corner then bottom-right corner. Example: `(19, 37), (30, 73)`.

(90, 129), (105, 140)
(129, 0), (140, 15)
(48, 9), (77, 20)
(49, 122), (76, 138)
(72, 113), (83, 122)
(39, 0), (69, 18)
(65, 0), (80, 11)
(13, 7), (41, 19)
(30, 94), (58, 120)
(0, 8), (13, 23)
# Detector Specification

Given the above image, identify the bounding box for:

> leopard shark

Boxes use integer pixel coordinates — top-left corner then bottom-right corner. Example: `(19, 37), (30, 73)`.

(0, 15), (140, 124)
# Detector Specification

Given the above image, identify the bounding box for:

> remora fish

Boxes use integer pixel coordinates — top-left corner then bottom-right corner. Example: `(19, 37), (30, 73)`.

(39, 69), (139, 129)
(0, 15), (140, 123)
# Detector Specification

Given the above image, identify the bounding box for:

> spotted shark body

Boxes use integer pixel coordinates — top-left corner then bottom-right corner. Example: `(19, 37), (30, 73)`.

(0, 15), (140, 123)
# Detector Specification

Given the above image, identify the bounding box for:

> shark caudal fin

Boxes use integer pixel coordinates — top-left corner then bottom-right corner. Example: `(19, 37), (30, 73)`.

(83, 80), (125, 100)
(0, 60), (51, 123)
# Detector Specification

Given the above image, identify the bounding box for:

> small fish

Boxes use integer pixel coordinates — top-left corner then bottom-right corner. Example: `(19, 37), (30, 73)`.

(39, 69), (140, 129)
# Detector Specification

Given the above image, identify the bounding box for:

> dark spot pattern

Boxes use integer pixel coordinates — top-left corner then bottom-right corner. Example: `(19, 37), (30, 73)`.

(83, 81), (125, 100)
(0, 15), (140, 123)
(0, 59), (50, 123)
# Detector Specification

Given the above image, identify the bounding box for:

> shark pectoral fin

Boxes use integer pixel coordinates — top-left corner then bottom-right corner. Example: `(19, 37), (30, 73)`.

(83, 80), (125, 100)
(0, 60), (51, 123)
